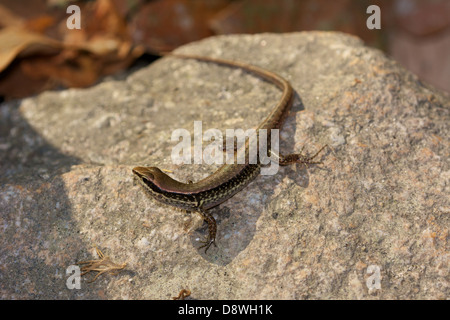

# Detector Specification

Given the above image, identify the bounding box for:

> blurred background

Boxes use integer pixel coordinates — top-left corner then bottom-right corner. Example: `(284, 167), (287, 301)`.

(0, 0), (449, 101)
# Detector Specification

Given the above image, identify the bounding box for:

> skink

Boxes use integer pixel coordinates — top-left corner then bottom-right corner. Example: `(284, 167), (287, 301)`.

(133, 53), (326, 252)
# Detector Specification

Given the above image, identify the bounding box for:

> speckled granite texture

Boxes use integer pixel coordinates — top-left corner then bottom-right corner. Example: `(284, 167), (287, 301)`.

(1, 32), (448, 299)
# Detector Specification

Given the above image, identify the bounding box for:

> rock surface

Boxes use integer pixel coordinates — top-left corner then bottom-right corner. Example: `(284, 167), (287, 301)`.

(0, 32), (448, 299)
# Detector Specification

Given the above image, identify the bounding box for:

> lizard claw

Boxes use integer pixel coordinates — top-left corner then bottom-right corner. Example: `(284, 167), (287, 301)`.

(198, 236), (217, 253)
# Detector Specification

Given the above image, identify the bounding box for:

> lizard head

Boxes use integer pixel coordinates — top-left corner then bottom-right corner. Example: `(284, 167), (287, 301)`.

(132, 166), (165, 186)
(132, 166), (186, 192)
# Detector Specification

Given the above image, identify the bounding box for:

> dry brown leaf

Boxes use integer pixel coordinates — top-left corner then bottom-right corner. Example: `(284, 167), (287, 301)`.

(0, 27), (61, 73)
(130, 0), (229, 52)
(20, 52), (100, 88)
(0, 0), (144, 99)
(172, 289), (192, 300)
(77, 246), (127, 283)
(0, 4), (25, 28)
(25, 15), (56, 33)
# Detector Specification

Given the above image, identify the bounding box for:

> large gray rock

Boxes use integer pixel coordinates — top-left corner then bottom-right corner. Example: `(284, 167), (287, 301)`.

(0, 32), (448, 299)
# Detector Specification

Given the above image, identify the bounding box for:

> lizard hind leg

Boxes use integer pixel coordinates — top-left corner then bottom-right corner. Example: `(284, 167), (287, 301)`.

(276, 144), (327, 166)
(197, 209), (217, 253)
